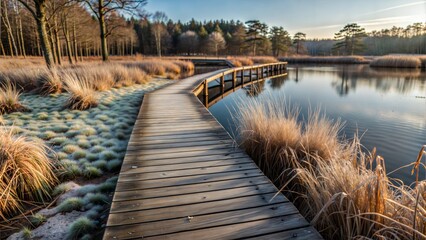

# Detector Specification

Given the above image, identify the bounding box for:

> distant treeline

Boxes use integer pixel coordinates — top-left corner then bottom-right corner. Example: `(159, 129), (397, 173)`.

(0, 0), (425, 63)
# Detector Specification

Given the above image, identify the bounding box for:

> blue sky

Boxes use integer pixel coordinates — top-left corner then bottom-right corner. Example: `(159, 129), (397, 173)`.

(145, 0), (426, 38)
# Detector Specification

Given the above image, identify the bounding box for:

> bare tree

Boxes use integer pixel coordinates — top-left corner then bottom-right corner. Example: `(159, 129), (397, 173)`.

(178, 31), (199, 55)
(151, 11), (167, 57)
(207, 31), (225, 56)
(79, 0), (147, 61)
(16, 0), (66, 67)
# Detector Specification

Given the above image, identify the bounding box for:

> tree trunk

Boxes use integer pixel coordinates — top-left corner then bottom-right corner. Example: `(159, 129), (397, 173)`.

(47, 22), (57, 64)
(72, 20), (78, 63)
(61, 13), (73, 64)
(54, 19), (62, 65)
(98, 0), (109, 61)
(18, 13), (26, 57)
(35, 3), (54, 68)
(1, 4), (18, 56)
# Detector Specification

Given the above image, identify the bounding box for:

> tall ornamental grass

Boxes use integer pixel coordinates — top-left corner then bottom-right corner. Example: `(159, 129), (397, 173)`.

(235, 94), (426, 239)
(0, 127), (58, 221)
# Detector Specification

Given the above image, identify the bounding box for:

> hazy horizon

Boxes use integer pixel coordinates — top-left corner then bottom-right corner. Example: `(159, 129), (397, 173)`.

(145, 0), (426, 39)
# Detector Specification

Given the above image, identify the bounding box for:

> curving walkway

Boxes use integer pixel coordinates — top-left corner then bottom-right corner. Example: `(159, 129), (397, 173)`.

(103, 67), (322, 239)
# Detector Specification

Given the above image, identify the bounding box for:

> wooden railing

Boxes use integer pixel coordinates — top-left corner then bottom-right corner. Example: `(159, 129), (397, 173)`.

(193, 62), (288, 107)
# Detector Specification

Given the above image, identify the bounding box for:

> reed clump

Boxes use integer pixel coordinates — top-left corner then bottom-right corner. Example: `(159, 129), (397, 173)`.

(227, 56), (278, 67)
(0, 81), (28, 114)
(235, 94), (426, 239)
(0, 126), (58, 221)
(370, 55), (424, 68)
(37, 68), (63, 95)
(63, 74), (98, 110)
(227, 57), (254, 67)
(280, 55), (369, 64)
(250, 56), (279, 64)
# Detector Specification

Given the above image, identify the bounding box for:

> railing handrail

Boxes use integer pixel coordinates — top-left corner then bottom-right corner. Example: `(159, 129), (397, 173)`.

(192, 62), (287, 97)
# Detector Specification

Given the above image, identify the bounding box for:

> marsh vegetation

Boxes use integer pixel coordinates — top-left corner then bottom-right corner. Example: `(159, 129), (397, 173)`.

(0, 58), (193, 239)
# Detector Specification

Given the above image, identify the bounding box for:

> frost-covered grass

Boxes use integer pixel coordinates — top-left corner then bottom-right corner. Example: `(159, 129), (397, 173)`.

(1, 78), (171, 238)
(2, 81), (170, 184)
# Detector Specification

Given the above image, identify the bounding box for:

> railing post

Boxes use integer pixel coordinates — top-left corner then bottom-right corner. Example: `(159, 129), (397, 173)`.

(233, 70), (237, 91)
(203, 80), (209, 107)
(256, 67), (259, 80)
(241, 68), (244, 86)
(249, 68), (252, 82)
(220, 73), (225, 95)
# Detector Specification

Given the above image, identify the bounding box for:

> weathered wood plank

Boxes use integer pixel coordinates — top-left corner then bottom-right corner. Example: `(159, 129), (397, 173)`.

(120, 157), (252, 173)
(121, 152), (247, 166)
(105, 203), (299, 239)
(110, 184), (278, 213)
(107, 192), (288, 227)
(113, 176), (270, 201)
(245, 226), (323, 240)
(115, 169), (264, 191)
(118, 163), (258, 181)
(145, 214), (309, 240)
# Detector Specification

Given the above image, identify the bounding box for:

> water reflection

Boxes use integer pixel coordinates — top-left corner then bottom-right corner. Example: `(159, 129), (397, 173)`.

(270, 75), (288, 89)
(244, 81), (266, 97)
(209, 64), (426, 184)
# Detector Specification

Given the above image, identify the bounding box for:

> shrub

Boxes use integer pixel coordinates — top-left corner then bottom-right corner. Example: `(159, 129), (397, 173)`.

(30, 213), (47, 227)
(83, 166), (102, 179)
(0, 81), (29, 114)
(22, 227), (32, 240)
(63, 74), (98, 110)
(66, 217), (96, 240)
(0, 127), (58, 220)
(57, 197), (84, 213)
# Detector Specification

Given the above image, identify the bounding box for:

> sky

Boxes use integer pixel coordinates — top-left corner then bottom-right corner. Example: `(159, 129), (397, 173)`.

(144, 0), (426, 39)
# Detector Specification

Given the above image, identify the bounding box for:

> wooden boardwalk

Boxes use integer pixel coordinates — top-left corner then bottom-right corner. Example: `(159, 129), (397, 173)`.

(103, 65), (322, 239)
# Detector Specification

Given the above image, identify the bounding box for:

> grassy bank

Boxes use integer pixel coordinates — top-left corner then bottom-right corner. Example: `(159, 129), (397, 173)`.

(279, 55), (370, 64)
(227, 56), (278, 67)
(0, 59), (193, 239)
(235, 95), (426, 239)
(370, 55), (426, 68)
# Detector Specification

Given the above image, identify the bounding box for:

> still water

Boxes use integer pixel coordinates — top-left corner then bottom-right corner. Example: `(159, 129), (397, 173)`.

(209, 64), (426, 184)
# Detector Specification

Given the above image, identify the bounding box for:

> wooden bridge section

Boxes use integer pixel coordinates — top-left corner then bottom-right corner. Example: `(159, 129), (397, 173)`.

(103, 63), (322, 239)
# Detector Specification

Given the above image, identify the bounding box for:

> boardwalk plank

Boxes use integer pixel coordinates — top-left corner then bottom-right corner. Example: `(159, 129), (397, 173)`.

(104, 63), (322, 240)
(110, 184), (278, 213)
(113, 176), (270, 201)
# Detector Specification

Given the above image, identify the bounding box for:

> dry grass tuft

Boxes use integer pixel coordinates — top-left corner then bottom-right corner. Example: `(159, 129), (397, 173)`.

(236, 94), (426, 239)
(127, 67), (150, 84)
(250, 56), (279, 64)
(227, 57), (254, 67)
(0, 81), (28, 114)
(63, 74), (98, 110)
(227, 56), (278, 66)
(280, 55), (369, 64)
(370, 55), (424, 68)
(171, 60), (195, 72)
(37, 68), (63, 95)
(0, 126), (58, 221)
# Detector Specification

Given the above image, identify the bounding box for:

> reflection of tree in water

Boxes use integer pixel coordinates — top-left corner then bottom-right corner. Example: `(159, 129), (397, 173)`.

(332, 65), (353, 96)
(294, 67), (300, 82)
(331, 65), (426, 96)
(245, 80), (266, 97)
(269, 75), (289, 89)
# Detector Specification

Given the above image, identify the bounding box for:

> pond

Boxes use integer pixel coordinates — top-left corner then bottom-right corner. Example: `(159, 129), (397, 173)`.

(208, 64), (426, 184)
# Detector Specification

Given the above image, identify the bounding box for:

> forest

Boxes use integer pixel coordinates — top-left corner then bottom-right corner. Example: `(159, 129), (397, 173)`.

(0, 0), (425, 65)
